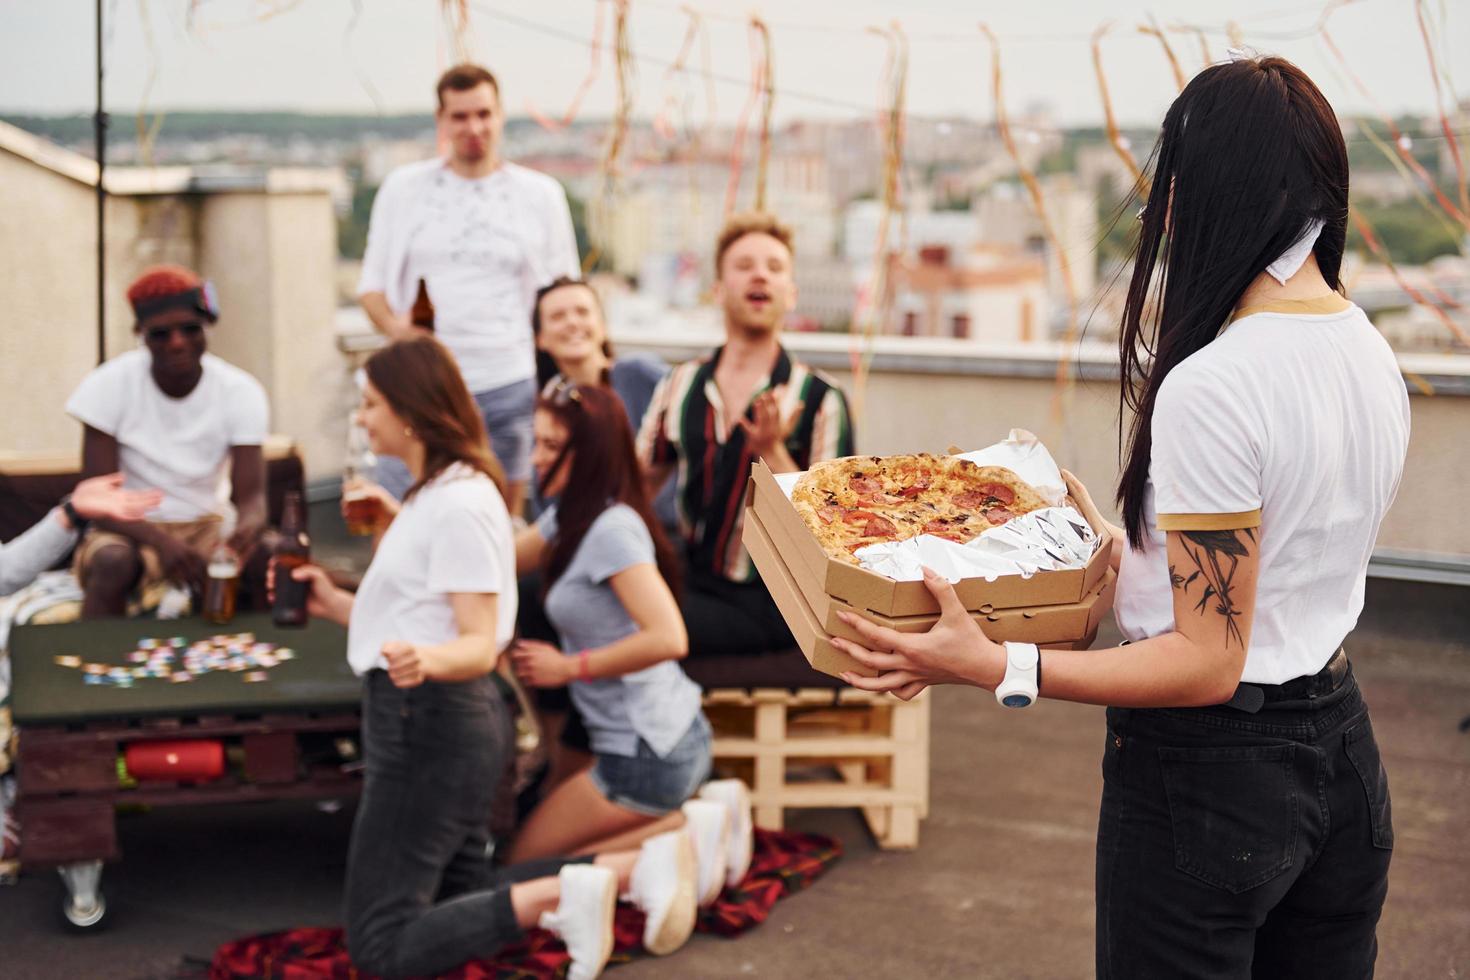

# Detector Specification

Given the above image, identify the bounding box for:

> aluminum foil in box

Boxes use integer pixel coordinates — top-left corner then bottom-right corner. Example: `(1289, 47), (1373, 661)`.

(853, 506), (1100, 583)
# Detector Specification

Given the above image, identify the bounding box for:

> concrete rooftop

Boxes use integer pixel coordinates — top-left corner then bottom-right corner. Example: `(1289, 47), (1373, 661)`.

(1, 576), (1466, 980)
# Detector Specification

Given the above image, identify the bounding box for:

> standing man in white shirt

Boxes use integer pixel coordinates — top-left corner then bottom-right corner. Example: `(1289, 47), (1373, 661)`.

(357, 63), (581, 516)
(67, 265), (271, 618)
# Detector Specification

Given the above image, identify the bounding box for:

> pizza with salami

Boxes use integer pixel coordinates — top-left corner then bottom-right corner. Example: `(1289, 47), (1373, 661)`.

(791, 454), (1048, 563)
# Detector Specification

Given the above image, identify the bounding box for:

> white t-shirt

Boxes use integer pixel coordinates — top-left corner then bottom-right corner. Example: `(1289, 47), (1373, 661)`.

(357, 159), (580, 394)
(64, 348), (269, 529)
(347, 462), (516, 676)
(1113, 299), (1410, 684)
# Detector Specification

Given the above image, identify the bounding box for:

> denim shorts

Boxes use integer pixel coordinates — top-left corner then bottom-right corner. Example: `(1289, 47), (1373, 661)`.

(590, 714), (713, 816)
(473, 378), (536, 484)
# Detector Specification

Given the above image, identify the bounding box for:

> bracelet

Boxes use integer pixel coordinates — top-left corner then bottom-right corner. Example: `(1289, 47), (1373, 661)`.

(1035, 649), (1043, 697)
(578, 650), (592, 683)
(60, 496), (88, 534)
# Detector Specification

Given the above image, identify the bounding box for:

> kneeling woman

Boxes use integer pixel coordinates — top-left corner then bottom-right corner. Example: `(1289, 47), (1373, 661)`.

(288, 339), (696, 979)
(508, 382), (712, 862)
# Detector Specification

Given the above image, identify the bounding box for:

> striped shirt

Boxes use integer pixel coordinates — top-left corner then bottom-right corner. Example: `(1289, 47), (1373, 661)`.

(637, 345), (854, 583)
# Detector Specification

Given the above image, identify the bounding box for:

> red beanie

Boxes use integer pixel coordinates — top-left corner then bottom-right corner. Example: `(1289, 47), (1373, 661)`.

(128, 265), (219, 323)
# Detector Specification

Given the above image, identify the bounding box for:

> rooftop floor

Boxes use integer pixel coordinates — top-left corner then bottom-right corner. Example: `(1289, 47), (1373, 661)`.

(1, 579), (1466, 979)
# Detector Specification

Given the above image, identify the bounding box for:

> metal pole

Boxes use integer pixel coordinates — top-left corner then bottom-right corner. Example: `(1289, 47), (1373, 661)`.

(95, 0), (107, 365)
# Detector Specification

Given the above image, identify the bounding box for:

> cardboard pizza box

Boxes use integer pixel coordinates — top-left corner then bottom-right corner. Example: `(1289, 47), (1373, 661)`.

(745, 506), (1113, 680)
(746, 459), (1111, 618)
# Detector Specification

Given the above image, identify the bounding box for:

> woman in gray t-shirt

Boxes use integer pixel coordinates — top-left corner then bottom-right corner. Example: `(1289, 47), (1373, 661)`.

(508, 382), (710, 862)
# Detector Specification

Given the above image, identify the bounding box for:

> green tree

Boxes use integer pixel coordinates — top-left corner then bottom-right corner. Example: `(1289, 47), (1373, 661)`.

(1348, 199), (1464, 265)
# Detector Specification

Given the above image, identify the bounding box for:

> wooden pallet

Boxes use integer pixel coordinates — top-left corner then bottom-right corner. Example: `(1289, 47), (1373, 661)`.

(702, 687), (930, 849)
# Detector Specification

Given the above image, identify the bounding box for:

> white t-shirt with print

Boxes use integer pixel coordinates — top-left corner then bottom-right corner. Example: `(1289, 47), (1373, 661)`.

(347, 463), (516, 676)
(357, 160), (580, 396)
(64, 348), (269, 529)
(1113, 301), (1410, 684)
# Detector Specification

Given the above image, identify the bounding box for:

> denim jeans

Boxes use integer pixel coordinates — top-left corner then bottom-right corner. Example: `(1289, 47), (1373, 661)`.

(1095, 660), (1392, 979)
(680, 570), (795, 657)
(345, 670), (585, 978)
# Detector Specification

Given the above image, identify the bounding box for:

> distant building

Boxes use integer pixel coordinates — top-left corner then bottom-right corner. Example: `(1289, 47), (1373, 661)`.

(884, 244), (1047, 343)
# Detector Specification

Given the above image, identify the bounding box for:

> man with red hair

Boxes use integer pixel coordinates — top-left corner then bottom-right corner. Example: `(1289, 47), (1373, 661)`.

(66, 265), (271, 617)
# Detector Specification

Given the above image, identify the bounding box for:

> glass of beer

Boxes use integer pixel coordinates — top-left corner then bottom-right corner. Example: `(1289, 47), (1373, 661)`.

(343, 421), (381, 536)
(343, 485), (385, 536)
(204, 544), (240, 625)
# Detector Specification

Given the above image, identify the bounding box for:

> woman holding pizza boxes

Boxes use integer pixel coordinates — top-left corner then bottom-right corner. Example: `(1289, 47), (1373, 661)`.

(833, 55), (1407, 979)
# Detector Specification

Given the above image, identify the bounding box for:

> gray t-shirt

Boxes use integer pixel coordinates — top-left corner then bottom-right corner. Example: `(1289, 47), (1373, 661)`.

(539, 503), (702, 757)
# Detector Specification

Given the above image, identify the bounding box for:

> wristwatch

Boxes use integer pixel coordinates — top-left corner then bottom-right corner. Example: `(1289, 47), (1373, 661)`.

(995, 641), (1040, 708)
(60, 495), (89, 534)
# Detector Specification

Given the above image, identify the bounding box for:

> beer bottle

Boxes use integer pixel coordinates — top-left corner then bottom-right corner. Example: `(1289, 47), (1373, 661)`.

(203, 543), (240, 625)
(411, 278), (435, 333)
(271, 491), (311, 628)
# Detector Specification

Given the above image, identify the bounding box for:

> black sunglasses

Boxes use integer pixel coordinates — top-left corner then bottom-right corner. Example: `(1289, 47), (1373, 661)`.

(143, 322), (205, 344)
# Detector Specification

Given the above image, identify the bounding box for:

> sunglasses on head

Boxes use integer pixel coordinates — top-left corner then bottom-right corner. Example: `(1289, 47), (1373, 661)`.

(548, 377), (583, 406)
(143, 322), (205, 344)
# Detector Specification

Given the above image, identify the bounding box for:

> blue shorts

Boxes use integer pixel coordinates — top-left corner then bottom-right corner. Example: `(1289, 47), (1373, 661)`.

(474, 378), (536, 485)
(590, 715), (713, 816)
(374, 377), (536, 499)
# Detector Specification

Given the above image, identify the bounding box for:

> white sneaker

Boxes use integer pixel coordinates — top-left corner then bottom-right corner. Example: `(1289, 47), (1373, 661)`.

(699, 778), (754, 888)
(627, 829), (698, 955)
(538, 864), (617, 980)
(680, 798), (730, 907)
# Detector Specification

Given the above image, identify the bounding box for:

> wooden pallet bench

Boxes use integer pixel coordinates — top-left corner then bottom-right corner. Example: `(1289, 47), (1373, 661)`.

(701, 687), (931, 849)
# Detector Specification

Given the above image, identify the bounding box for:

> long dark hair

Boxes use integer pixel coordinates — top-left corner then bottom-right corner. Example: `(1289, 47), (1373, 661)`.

(1117, 56), (1348, 547)
(364, 336), (508, 501)
(532, 276), (615, 387)
(537, 383), (681, 599)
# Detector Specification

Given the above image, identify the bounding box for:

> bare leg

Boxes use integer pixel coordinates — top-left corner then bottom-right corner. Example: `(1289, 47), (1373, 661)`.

(546, 746), (594, 795)
(575, 812), (686, 857)
(592, 850), (639, 891)
(507, 770), (653, 864)
(508, 876), (562, 930)
(80, 543), (142, 619)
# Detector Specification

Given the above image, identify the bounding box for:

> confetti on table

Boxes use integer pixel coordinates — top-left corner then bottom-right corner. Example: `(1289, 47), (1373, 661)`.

(54, 633), (296, 688)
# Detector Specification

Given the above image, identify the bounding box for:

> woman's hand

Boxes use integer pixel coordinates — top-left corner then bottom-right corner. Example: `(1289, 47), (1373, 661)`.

(268, 561), (349, 623)
(1061, 468), (1123, 571)
(831, 567), (1007, 699)
(342, 478), (400, 525)
(69, 472), (164, 524)
(382, 639), (429, 688)
(510, 638), (574, 688)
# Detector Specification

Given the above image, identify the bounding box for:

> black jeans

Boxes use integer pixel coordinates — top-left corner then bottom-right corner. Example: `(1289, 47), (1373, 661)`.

(1096, 660), (1393, 979)
(681, 570), (794, 657)
(345, 670), (586, 978)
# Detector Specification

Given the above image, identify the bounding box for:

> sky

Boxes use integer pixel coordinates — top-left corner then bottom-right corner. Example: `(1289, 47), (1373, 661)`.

(1, 0), (1466, 131)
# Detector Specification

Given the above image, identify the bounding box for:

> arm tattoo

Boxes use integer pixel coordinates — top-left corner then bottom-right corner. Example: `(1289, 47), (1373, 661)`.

(1170, 529), (1255, 649)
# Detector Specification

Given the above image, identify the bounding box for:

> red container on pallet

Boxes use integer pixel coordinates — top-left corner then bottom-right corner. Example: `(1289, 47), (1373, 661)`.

(124, 740), (225, 782)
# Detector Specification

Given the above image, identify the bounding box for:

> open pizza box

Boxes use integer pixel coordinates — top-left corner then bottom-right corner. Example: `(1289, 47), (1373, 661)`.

(745, 506), (1115, 678)
(746, 457), (1111, 619)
